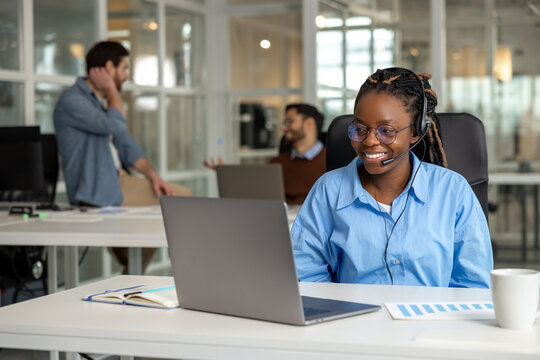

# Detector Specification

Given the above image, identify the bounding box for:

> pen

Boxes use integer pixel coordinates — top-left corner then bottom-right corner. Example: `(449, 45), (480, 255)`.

(124, 285), (175, 297)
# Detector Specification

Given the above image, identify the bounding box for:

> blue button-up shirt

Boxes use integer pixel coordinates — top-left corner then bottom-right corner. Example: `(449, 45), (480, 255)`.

(53, 77), (146, 206)
(291, 154), (493, 288)
(290, 140), (324, 160)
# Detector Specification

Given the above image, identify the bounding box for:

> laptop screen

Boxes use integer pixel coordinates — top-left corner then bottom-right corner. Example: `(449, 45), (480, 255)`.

(216, 164), (285, 201)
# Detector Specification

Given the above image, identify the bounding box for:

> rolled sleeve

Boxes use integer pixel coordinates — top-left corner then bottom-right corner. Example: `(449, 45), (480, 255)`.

(113, 132), (146, 167)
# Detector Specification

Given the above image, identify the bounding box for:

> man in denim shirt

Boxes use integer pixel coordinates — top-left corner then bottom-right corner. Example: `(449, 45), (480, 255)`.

(54, 41), (190, 271)
(54, 41), (190, 207)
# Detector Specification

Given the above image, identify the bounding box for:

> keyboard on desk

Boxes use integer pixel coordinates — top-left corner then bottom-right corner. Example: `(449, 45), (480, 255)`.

(303, 307), (332, 318)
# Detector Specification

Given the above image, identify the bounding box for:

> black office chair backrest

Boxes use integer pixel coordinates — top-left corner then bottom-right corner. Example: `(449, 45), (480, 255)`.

(325, 113), (489, 220)
(325, 115), (357, 171)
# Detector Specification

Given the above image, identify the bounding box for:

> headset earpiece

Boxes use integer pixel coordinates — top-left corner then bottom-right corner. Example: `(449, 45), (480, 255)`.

(415, 73), (429, 136)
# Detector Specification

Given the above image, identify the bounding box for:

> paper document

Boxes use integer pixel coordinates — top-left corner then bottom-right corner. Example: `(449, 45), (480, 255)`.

(86, 206), (162, 216)
(41, 216), (104, 223)
(385, 302), (495, 320)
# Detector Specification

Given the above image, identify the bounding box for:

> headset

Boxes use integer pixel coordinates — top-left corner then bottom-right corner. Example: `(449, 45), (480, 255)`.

(413, 71), (430, 137)
(380, 68), (430, 167)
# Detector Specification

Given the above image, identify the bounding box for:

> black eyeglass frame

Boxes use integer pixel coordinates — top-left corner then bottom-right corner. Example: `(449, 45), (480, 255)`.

(282, 115), (309, 128)
(347, 122), (413, 145)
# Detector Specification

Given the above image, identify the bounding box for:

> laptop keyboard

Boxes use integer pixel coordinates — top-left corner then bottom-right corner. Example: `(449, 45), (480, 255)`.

(303, 307), (332, 318)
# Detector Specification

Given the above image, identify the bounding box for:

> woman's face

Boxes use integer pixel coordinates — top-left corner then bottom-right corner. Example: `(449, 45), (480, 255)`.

(352, 91), (418, 175)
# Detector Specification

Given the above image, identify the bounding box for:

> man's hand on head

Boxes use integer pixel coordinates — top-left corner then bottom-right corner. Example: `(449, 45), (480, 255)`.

(89, 67), (116, 93)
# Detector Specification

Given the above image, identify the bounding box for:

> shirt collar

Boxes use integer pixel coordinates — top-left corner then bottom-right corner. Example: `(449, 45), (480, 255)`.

(336, 152), (428, 210)
(290, 140), (324, 160)
(75, 77), (94, 96)
(76, 77), (106, 108)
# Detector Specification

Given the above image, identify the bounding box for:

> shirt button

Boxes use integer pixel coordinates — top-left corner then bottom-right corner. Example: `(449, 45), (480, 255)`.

(395, 259), (401, 265)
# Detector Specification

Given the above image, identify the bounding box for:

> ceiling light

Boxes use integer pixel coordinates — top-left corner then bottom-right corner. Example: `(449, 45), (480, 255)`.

(315, 15), (325, 28)
(260, 39), (271, 49)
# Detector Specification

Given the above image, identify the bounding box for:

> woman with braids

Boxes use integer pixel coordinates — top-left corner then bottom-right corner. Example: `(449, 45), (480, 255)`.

(291, 67), (493, 288)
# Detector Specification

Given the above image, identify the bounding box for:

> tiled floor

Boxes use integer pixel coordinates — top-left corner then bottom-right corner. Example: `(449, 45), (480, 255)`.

(1, 235), (539, 360)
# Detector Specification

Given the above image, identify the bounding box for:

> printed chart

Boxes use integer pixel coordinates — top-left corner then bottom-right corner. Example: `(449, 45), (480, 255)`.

(385, 302), (495, 320)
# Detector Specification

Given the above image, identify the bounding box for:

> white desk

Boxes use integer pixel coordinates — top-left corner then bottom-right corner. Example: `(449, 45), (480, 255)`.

(489, 172), (540, 261)
(0, 211), (166, 291)
(0, 275), (538, 360)
(0, 206), (300, 292)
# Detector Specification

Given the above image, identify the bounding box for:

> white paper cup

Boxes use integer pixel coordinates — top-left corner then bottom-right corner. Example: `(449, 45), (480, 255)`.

(491, 268), (540, 330)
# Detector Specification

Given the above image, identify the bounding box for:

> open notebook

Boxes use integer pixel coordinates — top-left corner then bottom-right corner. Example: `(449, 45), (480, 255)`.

(82, 284), (178, 309)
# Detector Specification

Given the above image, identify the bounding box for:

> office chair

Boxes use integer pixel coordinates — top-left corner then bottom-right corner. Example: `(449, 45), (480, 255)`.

(325, 113), (489, 220)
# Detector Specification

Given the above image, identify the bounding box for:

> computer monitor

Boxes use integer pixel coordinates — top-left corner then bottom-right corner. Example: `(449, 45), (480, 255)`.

(0, 126), (45, 201)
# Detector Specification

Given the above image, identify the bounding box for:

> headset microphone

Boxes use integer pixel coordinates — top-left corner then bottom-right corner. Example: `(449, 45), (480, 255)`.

(381, 123), (430, 166)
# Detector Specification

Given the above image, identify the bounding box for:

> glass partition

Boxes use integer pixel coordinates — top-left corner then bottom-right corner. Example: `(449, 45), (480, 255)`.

(164, 7), (204, 88)
(122, 91), (159, 168)
(0, 81), (23, 125)
(35, 83), (66, 133)
(166, 95), (204, 171)
(230, 11), (302, 90)
(108, 0), (159, 86)
(316, 0), (430, 126)
(230, 94), (303, 163)
(229, 0), (303, 159)
(34, 0), (96, 76)
(0, 0), (21, 71)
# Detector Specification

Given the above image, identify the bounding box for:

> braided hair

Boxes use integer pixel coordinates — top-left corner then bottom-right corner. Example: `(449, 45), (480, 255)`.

(354, 67), (447, 167)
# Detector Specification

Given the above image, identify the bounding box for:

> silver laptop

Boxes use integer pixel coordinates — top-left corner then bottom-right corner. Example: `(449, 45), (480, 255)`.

(160, 196), (381, 325)
(216, 164), (285, 201)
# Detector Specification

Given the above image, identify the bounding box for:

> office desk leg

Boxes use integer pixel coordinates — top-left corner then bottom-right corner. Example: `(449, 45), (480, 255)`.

(47, 246), (60, 360)
(521, 186), (527, 262)
(47, 246), (58, 293)
(127, 247), (142, 275)
(535, 185), (538, 249)
(64, 246), (79, 289)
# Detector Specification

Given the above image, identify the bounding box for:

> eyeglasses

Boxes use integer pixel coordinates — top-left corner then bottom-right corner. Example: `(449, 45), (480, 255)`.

(282, 115), (307, 128)
(347, 122), (413, 145)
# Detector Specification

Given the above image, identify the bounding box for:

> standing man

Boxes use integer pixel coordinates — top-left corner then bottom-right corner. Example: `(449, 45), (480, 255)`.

(54, 41), (191, 272)
(54, 41), (191, 206)
(204, 103), (326, 204)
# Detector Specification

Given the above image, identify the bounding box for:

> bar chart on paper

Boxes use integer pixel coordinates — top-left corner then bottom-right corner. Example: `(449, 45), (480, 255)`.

(385, 302), (495, 320)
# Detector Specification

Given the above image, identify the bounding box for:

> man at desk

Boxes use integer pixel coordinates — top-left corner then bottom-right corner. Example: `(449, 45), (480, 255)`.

(53, 41), (191, 272)
(205, 103), (326, 204)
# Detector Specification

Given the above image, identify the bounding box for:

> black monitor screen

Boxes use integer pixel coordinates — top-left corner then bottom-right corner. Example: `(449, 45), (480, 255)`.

(0, 126), (45, 192)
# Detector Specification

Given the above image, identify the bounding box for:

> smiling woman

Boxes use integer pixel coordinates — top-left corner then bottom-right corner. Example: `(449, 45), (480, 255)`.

(291, 67), (493, 289)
